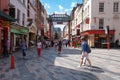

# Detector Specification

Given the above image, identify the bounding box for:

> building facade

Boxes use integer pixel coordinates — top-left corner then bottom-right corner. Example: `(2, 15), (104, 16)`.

(27, 0), (37, 47)
(71, 4), (82, 42)
(9, 0), (29, 51)
(71, 0), (120, 48)
(0, 0), (16, 56)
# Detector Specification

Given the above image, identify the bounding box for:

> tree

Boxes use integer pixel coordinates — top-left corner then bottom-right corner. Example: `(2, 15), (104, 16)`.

(54, 32), (58, 39)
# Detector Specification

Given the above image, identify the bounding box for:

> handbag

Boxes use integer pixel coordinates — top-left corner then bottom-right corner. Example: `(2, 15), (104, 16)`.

(87, 44), (91, 53)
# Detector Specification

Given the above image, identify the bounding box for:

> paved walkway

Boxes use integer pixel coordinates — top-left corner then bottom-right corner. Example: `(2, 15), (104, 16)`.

(0, 47), (120, 80)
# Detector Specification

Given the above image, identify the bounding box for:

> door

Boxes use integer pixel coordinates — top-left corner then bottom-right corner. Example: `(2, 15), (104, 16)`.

(0, 30), (2, 55)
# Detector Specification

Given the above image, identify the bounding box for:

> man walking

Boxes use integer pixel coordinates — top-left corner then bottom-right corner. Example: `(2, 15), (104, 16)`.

(79, 38), (92, 68)
(21, 38), (27, 59)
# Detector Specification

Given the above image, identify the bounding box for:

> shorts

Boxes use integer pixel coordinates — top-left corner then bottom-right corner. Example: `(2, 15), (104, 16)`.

(81, 51), (89, 59)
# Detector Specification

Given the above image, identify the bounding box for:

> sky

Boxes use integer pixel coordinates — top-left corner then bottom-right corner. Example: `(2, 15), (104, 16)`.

(40, 0), (82, 15)
(40, 0), (83, 31)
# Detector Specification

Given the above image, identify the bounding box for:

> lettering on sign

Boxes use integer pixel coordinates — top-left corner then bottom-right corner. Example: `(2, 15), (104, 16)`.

(57, 22), (63, 24)
(0, 20), (10, 26)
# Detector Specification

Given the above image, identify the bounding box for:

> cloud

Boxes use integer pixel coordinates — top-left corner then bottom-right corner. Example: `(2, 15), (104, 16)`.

(71, 2), (77, 7)
(64, 9), (70, 13)
(44, 3), (50, 9)
(58, 5), (63, 11)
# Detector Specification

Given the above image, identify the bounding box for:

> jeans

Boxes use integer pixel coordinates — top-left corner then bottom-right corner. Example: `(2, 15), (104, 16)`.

(22, 49), (26, 56)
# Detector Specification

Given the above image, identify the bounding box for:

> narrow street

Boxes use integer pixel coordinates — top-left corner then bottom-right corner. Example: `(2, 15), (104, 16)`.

(0, 47), (120, 80)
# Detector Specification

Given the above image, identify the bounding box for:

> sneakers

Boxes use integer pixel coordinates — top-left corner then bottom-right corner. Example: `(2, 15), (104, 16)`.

(88, 66), (92, 69)
(77, 66), (82, 68)
(23, 56), (27, 59)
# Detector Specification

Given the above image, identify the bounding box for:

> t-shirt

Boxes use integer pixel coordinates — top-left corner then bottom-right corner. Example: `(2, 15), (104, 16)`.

(81, 41), (87, 52)
(37, 42), (42, 48)
(21, 42), (27, 49)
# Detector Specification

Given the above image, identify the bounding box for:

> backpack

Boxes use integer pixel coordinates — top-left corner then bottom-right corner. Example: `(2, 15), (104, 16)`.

(87, 44), (91, 53)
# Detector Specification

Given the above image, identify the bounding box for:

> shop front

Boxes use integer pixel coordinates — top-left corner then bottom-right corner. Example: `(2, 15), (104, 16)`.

(0, 23), (8, 56)
(81, 30), (115, 48)
(29, 25), (37, 47)
(10, 24), (29, 51)
(0, 11), (16, 57)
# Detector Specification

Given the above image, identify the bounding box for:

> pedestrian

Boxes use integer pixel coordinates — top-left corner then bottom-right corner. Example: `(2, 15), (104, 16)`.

(65, 40), (68, 47)
(37, 40), (42, 57)
(2, 40), (9, 57)
(115, 39), (119, 48)
(79, 38), (92, 68)
(57, 40), (62, 54)
(51, 40), (54, 47)
(21, 38), (27, 59)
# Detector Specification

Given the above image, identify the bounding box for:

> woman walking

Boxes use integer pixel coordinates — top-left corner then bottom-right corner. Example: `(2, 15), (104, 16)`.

(37, 40), (42, 57)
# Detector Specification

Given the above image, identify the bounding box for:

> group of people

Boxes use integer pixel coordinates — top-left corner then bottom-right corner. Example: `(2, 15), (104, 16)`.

(1, 37), (92, 69)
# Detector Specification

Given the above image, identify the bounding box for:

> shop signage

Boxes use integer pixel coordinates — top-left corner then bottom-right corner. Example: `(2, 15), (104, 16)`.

(0, 20), (10, 26)
(29, 26), (36, 33)
(20, 29), (29, 33)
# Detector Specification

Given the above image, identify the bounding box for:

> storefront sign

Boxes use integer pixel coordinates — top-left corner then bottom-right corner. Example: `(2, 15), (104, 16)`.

(20, 29), (29, 33)
(2, 21), (10, 26)
(10, 29), (21, 34)
(29, 26), (36, 33)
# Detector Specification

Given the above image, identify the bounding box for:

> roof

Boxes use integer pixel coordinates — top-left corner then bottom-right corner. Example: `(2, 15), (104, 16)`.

(49, 13), (72, 22)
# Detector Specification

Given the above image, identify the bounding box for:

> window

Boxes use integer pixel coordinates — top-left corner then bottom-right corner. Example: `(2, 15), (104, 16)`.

(113, 2), (119, 12)
(17, 9), (20, 23)
(9, 8), (15, 18)
(99, 18), (104, 29)
(77, 29), (80, 35)
(99, 3), (104, 12)
(22, 13), (25, 26)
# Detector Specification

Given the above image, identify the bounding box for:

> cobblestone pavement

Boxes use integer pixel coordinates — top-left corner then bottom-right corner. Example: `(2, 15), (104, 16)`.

(0, 47), (120, 80)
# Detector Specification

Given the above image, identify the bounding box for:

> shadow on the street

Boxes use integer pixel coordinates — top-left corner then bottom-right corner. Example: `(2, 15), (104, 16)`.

(63, 48), (82, 54)
(83, 65), (104, 73)
(0, 47), (115, 80)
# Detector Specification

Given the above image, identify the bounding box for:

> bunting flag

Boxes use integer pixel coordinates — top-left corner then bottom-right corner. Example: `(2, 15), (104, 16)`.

(85, 18), (89, 24)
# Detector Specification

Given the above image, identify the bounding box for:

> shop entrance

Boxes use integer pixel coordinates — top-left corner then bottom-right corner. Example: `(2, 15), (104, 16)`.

(0, 29), (5, 57)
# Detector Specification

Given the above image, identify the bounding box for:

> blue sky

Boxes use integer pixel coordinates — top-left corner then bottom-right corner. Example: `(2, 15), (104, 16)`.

(40, 0), (83, 15)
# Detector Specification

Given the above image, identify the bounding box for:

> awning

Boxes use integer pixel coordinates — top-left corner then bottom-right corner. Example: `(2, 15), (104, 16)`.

(81, 30), (115, 36)
(0, 11), (17, 22)
(10, 29), (21, 34)
(10, 24), (29, 34)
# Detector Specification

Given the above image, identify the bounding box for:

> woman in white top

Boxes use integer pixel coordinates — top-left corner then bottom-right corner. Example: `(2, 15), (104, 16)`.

(37, 40), (42, 57)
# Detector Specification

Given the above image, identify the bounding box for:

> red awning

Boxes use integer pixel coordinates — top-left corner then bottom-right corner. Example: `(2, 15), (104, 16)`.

(81, 30), (115, 36)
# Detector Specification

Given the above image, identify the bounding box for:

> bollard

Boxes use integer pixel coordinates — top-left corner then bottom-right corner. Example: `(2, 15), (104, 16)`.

(10, 55), (15, 69)
(37, 48), (41, 57)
